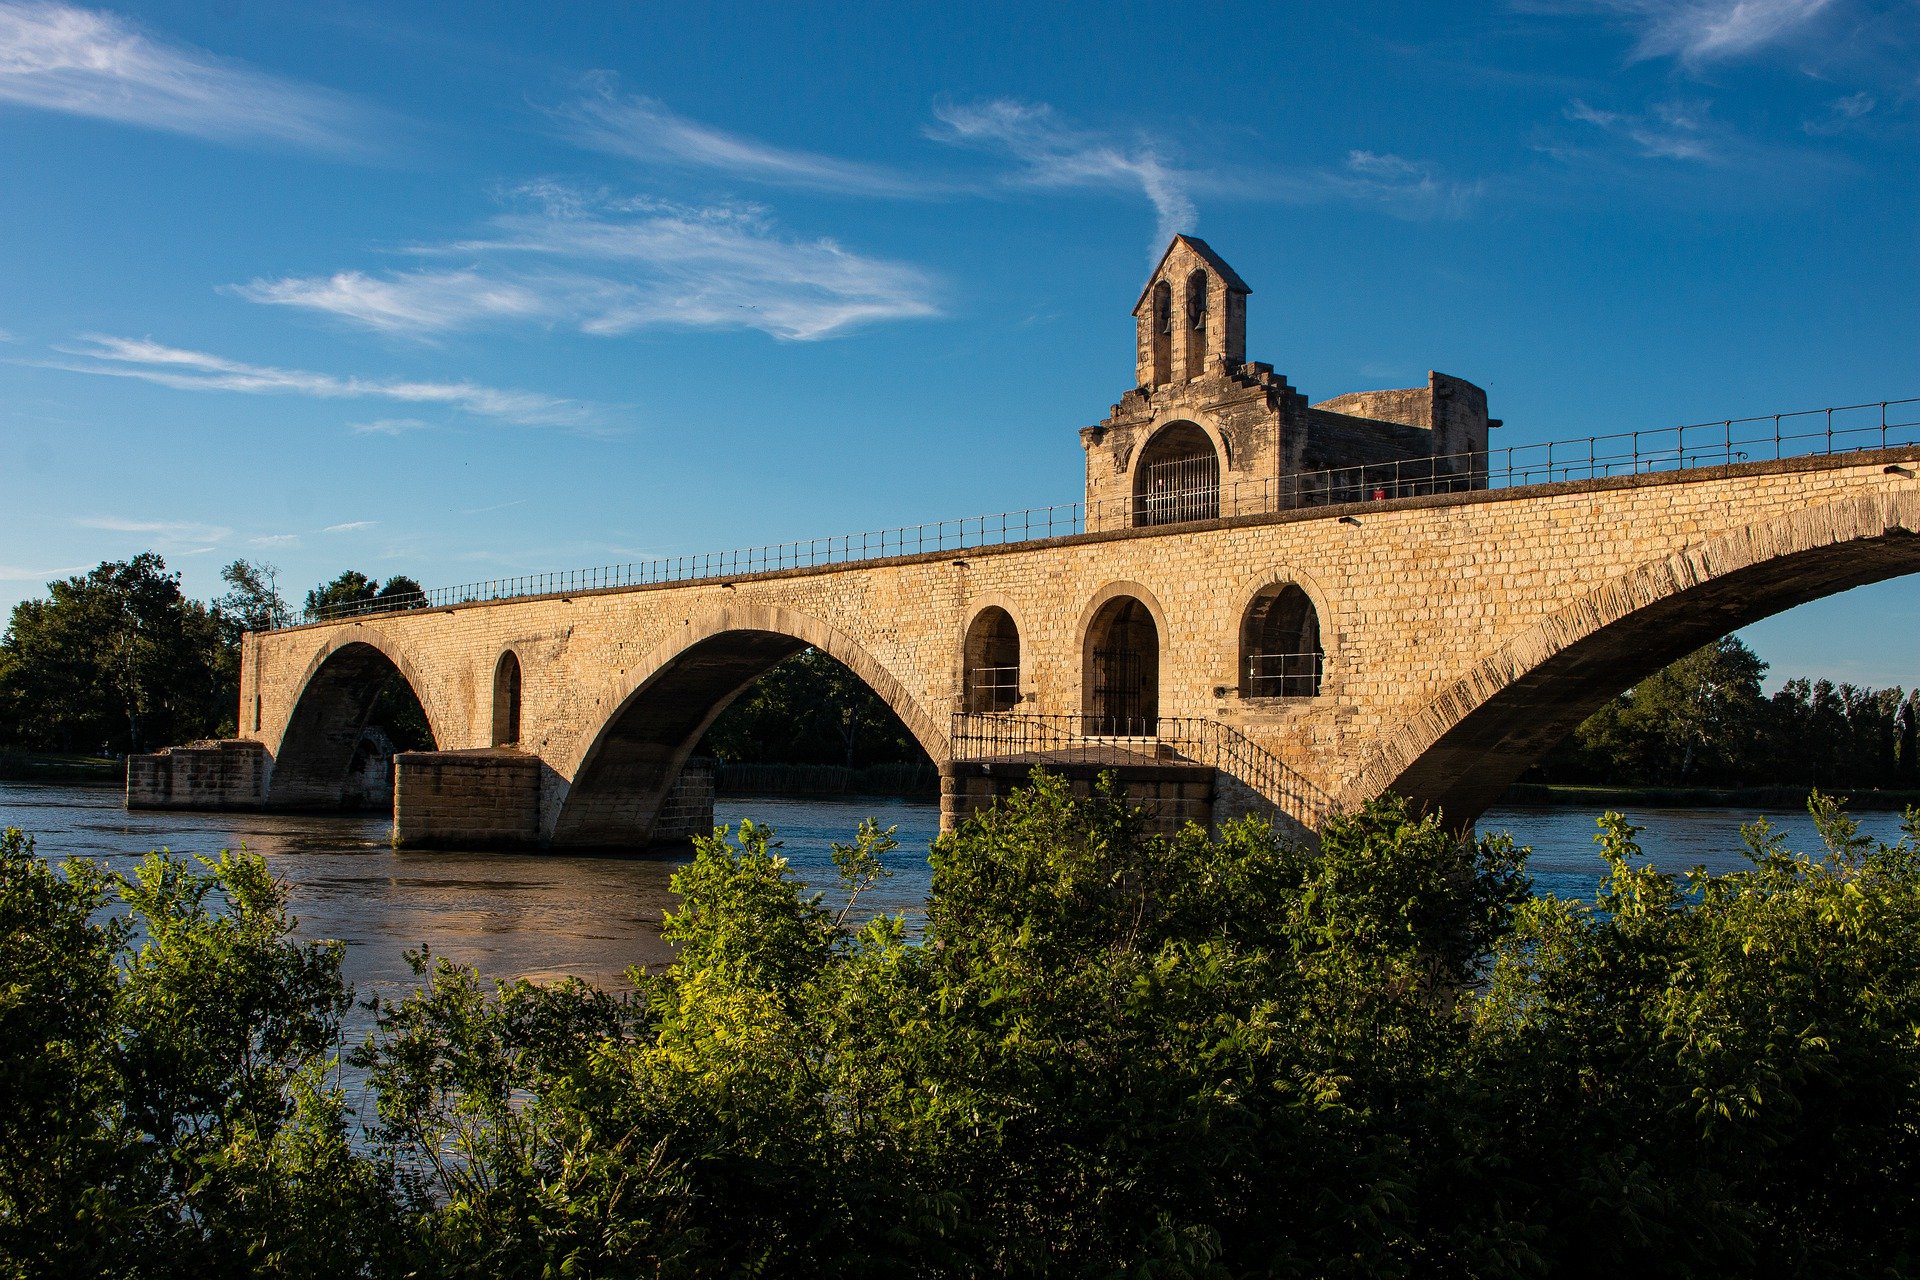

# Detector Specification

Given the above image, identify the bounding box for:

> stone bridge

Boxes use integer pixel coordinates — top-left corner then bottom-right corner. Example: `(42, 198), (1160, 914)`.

(126, 238), (1920, 846)
(132, 448), (1920, 846)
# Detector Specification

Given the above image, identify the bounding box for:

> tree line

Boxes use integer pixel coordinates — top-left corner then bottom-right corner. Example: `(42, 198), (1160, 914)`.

(0, 556), (420, 756)
(5, 781), (1920, 1276)
(1529, 635), (1920, 792)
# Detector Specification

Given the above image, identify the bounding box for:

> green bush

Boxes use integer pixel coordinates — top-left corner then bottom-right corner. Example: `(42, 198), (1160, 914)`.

(5, 779), (1920, 1277)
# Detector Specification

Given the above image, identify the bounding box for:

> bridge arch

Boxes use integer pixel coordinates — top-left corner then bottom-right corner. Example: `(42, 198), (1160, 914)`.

(1354, 491), (1920, 827)
(271, 630), (445, 810)
(549, 602), (945, 848)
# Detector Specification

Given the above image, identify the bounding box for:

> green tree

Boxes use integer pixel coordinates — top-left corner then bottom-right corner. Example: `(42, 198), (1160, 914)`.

(701, 647), (924, 768)
(303, 570), (377, 618)
(0, 555), (229, 753)
(1576, 636), (1769, 784)
(0, 829), (401, 1278)
(215, 560), (289, 635)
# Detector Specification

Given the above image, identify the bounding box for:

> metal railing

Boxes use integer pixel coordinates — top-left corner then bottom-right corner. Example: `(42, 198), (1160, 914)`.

(963, 665), (1021, 714)
(949, 711), (1332, 830)
(1243, 651), (1324, 699)
(285, 396), (1918, 627)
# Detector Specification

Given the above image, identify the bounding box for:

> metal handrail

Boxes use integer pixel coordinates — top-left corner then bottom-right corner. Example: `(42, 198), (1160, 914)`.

(285, 396), (1919, 627)
(949, 711), (1332, 830)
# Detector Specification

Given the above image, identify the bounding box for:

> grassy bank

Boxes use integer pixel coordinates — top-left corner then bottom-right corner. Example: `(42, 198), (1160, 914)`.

(714, 759), (938, 799)
(1503, 781), (1920, 810)
(0, 750), (124, 787)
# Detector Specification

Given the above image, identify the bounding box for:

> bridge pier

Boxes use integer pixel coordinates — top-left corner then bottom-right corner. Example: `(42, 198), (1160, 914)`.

(393, 749), (544, 849)
(127, 739), (272, 811)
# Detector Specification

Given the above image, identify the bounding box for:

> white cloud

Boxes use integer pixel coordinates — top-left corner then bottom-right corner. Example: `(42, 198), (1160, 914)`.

(234, 187), (942, 342)
(0, 562), (87, 581)
(74, 515), (231, 542)
(349, 416), (434, 435)
(248, 533), (300, 547)
(1630, 0), (1836, 62)
(41, 335), (604, 428)
(928, 99), (1198, 245)
(233, 269), (546, 333)
(322, 520), (376, 533)
(1803, 89), (1876, 134)
(1565, 97), (1724, 159)
(0, 0), (377, 150)
(556, 75), (933, 198)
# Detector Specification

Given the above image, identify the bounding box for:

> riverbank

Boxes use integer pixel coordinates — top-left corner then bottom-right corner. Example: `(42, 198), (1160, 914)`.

(0, 750), (122, 787)
(1502, 781), (1920, 811)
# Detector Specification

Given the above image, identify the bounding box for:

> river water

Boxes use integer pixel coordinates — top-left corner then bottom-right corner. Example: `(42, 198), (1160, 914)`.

(3, 782), (1913, 1012)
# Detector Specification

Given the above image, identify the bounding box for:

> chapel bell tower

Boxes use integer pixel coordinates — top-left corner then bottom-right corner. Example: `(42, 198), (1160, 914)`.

(1133, 235), (1249, 386)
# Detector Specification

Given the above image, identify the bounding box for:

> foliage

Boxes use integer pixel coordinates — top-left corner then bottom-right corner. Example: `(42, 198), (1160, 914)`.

(9, 782), (1920, 1276)
(303, 571), (425, 619)
(216, 560), (290, 635)
(1535, 634), (1920, 791)
(1473, 797), (1920, 1276)
(0, 554), (232, 752)
(0, 827), (398, 1278)
(701, 647), (925, 768)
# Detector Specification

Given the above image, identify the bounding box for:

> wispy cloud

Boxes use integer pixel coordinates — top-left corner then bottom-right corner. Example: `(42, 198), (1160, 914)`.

(556, 75), (934, 198)
(232, 186), (943, 341)
(348, 416), (435, 435)
(322, 520), (376, 533)
(1803, 89), (1877, 135)
(928, 99), (1197, 245)
(0, 0), (380, 151)
(0, 561), (89, 581)
(74, 515), (232, 542)
(248, 533), (300, 547)
(1563, 97), (1725, 159)
(39, 335), (605, 428)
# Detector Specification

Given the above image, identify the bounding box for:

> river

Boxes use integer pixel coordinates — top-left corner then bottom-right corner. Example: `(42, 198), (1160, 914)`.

(3, 781), (1913, 1011)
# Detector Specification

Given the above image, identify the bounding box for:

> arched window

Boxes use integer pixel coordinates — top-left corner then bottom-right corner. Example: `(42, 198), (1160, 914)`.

(492, 650), (522, 746)
(1149, 279), (1172, 386)
(1085, 595), (1160, 734)
(1240, 585), (1323, 698)
(1133, 421), (1220, 527)
(1185, 270), (1209, 380)
(963, 607), (1020, 712)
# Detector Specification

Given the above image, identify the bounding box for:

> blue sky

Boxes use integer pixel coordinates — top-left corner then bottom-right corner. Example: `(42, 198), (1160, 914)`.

(1, 0), (1915, 688)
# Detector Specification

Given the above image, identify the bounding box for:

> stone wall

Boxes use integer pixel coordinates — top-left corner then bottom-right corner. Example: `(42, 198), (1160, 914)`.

(392, 749), (541, 849)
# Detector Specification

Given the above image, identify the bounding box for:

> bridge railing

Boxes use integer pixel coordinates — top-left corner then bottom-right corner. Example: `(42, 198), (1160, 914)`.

(285, 395), (1919, 627)
(948, 711), (1334, 830)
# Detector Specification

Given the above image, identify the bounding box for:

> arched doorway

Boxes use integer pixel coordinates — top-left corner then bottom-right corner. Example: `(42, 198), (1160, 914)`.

(1084, 595), (1160, 735)
(492, 651), (522, 745)
(962, 607), (1021, 712)
(1133, 421), (1220, 527)
(1241, 584), (1324, 698)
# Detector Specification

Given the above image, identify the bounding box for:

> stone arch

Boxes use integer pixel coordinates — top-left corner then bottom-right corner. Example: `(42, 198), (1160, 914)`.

(1149, 278), (1172, 386)
(1184, 268), (1209, 380)
(1080, 582), (1168, 734)
(1131, 419), (1223, 526)
(961, 603), (1022, 712)
(492, 649), (523, 746)
(1240, 581), (1325, 699)
(548, 603), (945, 848)
(271, 631), (445, 810)
(1351, 491), (1920, 827)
